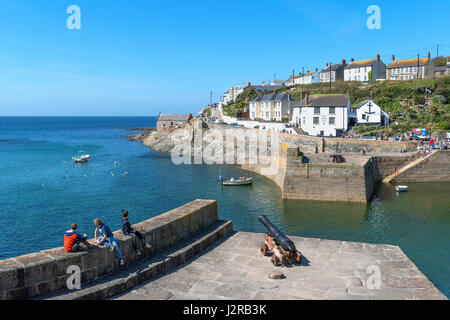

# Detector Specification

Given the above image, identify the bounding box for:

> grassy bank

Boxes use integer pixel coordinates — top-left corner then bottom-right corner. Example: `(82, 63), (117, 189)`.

(222, 77), (450, 134)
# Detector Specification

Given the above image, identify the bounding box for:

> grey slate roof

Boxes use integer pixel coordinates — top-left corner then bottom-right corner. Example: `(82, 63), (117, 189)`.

(250, 93), (296, 103)
(320, 63), (346, 73)
(157, 113), (191, 121)
(298, 94), (349, 107)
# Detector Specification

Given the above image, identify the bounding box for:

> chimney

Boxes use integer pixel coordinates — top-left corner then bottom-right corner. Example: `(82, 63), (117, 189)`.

(342, 59), (346, 65)
(427, 52), (431, 60)
(326, 63), (329, 67)
(377, 54), (380, 60)
(315, 68), (318, 72)
(392, 55), (395, 61)
(351, 58), (355, 63)
(307, 70), (310, 73)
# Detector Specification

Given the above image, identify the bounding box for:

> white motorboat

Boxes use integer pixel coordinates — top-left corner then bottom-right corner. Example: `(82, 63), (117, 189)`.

(395, 185), (408, 192)
(72, 154), (91, 163)
(222, 177), (253, 186)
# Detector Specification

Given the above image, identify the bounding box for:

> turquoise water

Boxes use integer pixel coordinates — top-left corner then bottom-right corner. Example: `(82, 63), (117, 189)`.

(0, 117), (448, 297)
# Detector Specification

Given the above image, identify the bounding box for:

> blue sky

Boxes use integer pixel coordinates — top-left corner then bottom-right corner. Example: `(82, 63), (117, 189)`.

(0, 0), (449, 116)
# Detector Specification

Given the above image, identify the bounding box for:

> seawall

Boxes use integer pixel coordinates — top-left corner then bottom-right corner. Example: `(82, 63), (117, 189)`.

(393, 150), (450, 182)
(243, 145), (376, 203)
(0, 200), (232, 300)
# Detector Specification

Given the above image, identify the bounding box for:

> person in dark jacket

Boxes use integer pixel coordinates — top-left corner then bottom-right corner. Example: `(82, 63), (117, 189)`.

(121, 209), (151, 255)
(64, 224), (95, 252)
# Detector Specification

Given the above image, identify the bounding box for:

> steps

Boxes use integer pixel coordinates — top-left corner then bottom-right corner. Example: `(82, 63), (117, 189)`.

(382, 150), (438, 183)
(37, 220), (233, 300)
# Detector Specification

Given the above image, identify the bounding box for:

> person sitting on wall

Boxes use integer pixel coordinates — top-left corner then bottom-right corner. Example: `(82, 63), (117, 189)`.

(94, 218), (125, 266)
(121, 209), (151, 255)
(64, 224), (95, 252)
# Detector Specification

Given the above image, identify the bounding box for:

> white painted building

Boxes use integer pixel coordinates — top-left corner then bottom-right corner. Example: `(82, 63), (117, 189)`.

(294, 69), (320, 85)
(350, 100), (389, 126)
(292, 94), (350, 137)
(249, 93), (296, 122)
(344, 55), (386, 82)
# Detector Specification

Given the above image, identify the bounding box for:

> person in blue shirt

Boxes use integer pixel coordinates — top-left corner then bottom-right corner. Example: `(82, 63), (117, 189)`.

(94, 218), (125, 266)
(121, 209), (151, 255)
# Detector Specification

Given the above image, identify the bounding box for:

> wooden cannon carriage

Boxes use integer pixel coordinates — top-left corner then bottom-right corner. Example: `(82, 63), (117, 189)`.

(258, 215), (302, 267)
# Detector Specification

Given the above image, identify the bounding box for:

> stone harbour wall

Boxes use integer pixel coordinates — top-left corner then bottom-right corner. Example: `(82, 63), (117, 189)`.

(0, 200), (220, 300)
(282, 147), (374, 203)
(394, 150), (450, 183)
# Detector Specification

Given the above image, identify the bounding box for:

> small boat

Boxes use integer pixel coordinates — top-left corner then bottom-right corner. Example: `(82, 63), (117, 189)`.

(72, 154), (91, 163)
(395, 185), (408, 192)
(222, 177), (254, 186)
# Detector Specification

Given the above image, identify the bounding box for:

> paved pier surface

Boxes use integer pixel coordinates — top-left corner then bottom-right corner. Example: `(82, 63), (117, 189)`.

(113, 232), (446, 300)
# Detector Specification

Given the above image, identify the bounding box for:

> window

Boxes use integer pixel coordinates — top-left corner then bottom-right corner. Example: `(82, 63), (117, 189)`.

(362, 114), (366, 120)
(313, 117), (319, 125)
(314, 107), (320, 115)
(265, 112), (269, 118)
(329, 117), (335, 125)
(329, 107), (336, 115)
(252, 112), (255, 118)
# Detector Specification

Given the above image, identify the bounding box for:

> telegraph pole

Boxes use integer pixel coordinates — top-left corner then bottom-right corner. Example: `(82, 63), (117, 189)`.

(417, 54), (420, 79)
(329, 62), (332, 92)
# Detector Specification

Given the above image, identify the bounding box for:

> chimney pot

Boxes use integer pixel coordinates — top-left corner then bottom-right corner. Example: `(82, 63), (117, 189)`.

(326, 63), (329, 67)
(342, 59), (346, 65)
(427, 52), (431, 59)
(377, 54), (380, 60)
(392, 55), (395, 61)
(315, 68), (318, 72)
(351, 58), (355, 63)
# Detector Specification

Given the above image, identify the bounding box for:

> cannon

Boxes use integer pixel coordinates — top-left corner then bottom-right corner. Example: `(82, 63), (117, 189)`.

(258, 215), (302, 267)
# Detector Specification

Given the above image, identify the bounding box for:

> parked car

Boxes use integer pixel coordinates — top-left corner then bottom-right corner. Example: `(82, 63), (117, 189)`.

(254, 125), (260, 129)
(361, 135), (376, 141)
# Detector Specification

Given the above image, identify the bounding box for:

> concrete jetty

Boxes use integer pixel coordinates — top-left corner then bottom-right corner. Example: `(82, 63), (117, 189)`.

(113, 232), (446, 300)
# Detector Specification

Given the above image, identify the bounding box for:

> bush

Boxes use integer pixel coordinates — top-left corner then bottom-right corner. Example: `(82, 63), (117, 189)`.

(432, 94), (448, 105)
(414, 95), (425, 105)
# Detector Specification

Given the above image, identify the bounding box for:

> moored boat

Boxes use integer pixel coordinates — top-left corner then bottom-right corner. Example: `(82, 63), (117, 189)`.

(395, 185), (408, 192)
(72, 154), (91, 163)
(222, 177), (253, 186)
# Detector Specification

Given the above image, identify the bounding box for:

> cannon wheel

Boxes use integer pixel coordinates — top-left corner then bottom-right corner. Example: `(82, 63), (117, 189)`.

(271, 256), (278, 266)
(260, 243), (268, 256)
(295, 252), (302, 264)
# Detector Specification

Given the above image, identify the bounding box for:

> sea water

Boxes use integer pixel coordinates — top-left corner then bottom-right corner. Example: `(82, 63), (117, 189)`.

(0, 116), (448, 297)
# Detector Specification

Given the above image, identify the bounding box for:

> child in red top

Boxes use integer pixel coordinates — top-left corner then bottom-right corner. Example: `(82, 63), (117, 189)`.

(64, 224), (94, 252)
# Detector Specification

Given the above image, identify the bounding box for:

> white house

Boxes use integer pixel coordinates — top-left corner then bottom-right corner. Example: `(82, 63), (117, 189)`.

(294, 69), (320, 85)
(292, 94), (350, 137)
(350, 100), (389, 126)
(249, 93), (296, 122)
(344, 55), (386, 82)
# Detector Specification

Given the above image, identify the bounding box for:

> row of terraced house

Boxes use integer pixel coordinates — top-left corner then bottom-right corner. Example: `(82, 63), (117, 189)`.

(286, 52), (449, 85)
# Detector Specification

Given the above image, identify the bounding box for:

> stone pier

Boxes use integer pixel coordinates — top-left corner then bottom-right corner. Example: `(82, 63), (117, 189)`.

(114, 232), (446, 300)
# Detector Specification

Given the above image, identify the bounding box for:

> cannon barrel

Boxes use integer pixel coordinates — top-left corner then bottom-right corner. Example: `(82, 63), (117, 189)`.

(258, 215), (296, 253)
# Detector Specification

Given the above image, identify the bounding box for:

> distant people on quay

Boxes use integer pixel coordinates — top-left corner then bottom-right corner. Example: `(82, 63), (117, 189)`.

(361, 146), (367, 156)
(64, 223), (95, 252)
(121, 209), (151, 255)
(429, 138), (435, 150)
(94, 218), (125, 266)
